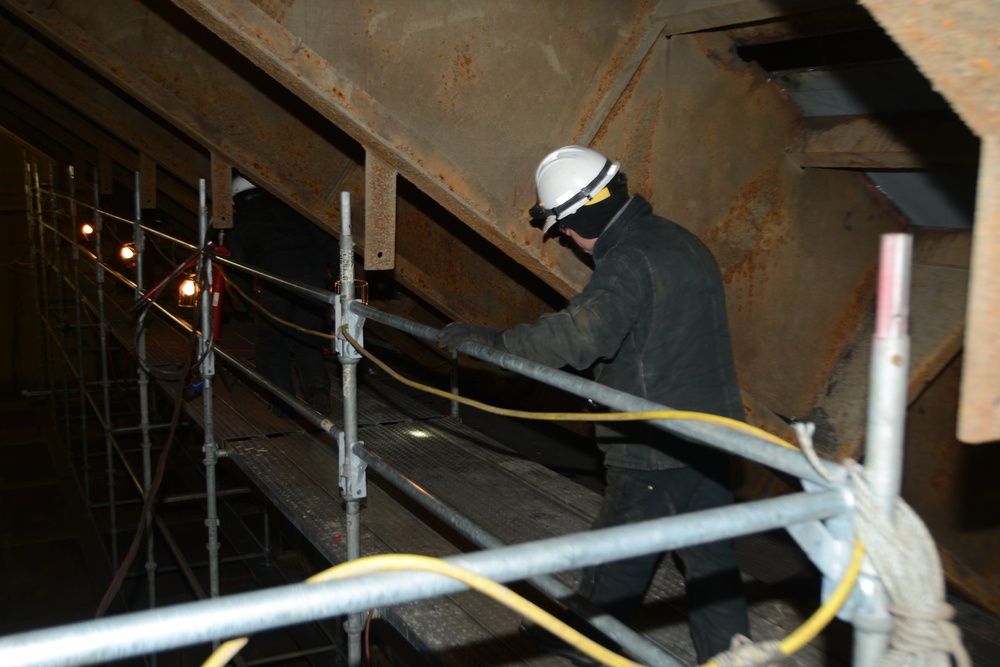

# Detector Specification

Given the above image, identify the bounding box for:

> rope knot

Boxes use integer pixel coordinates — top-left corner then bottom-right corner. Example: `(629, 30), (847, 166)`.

(707, 635), (783, 667)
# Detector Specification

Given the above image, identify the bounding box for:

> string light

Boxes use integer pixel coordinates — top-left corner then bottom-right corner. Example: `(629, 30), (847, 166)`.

(80, 223), (94, 240)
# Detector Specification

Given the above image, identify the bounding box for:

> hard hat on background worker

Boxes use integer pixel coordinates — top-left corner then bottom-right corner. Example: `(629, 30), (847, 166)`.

(530, 145), (622, 235)
(232, 174), (258, 198)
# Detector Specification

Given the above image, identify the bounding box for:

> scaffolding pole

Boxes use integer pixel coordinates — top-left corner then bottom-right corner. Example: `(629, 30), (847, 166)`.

(31, 163), (55, 413)
(133, 171), (159, 633)
(92, 167), (118, 569)
(0, 489), (849, 667)
(336, 191), (366, 667)
(68, 165), (92, 508)
(852, 233), (913, 665)
(50, 164), (73, 453)
(196, 179), (222, 600)
(23, 155), (46, 404)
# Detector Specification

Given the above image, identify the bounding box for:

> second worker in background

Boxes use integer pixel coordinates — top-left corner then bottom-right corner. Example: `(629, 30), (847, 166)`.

(227, 174), (339, 417)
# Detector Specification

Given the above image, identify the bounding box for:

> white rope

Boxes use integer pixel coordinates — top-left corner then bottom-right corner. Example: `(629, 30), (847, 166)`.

(844, 461), (971, 667)
(793, 421), (834, 483)
(708, 635), (783, 667)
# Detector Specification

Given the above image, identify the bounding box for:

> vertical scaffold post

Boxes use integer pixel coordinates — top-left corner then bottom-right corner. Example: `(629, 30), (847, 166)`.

(32, 163), (55, 410)
(68, 165), (91, 508)
(197, 179), (222, 601)
(853, 233), (913, 665)
(134, 171), (158, 620)
(93, 166), (118, 569)
(337, 191), (366, 667)
(23, 156), (46, 402)
(50, 164), (72, 450)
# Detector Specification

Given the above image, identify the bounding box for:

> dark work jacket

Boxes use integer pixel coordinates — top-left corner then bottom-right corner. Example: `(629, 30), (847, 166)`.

(227, 188), (338, 296)
(501, 195), (745, 470)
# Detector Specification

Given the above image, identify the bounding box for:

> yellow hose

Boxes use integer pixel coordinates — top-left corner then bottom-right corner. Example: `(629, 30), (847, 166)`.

(340, 326), (797, 451)
(779, 539), (865, 656)
(203, 553), (643, 667)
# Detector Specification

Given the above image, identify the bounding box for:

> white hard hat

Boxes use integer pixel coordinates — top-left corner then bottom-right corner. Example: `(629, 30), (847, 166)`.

(531, 145), (620, 233)
(232, 174), (258, 197)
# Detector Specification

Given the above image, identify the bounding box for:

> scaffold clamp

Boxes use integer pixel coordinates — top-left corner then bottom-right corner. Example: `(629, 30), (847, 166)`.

(335, 296), (366, 360)
(338, 431), (368, 500)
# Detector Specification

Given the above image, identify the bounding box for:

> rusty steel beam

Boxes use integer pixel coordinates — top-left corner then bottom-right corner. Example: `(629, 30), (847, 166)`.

(140, 153), (157, 209)
(728, 4), (876, 46)
(0, 0), (566, 334)
(210, 153), (233, 230)
(167, 0), (675, 299)
(364, 150), (397, 271)
(0, 100), (77, 166)
(0, 16), (208, 189)
(790, 113), (980, 169)
(653, 0), (856, 36)
(0, 65), (198, 210)
(856, 0), (1000, 443)
(0, 0), (341, 226)
(633, 32), (904, 427)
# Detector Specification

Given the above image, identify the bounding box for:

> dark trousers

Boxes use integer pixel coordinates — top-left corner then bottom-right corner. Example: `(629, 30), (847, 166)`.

(255, 287), (330, 411)
(577, 464), (750, 662)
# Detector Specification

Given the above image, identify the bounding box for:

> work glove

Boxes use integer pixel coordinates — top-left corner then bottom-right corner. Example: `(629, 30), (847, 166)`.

(437, 323), (504, 354)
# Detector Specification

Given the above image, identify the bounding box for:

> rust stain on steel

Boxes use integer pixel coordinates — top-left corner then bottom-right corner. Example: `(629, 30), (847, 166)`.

(594, 36), (649, 144)
(438, 37), (479, 111)
(820, 265), (877, 387)
(575, 0), (661, 143)
(704, 170), (789, 299)
(250, 0), (294, 24)
(364, 152), (397, 271)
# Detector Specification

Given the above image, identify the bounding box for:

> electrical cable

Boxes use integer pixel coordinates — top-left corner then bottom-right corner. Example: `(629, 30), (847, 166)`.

(224, 274), (335, 340)
(778, 538), (865, 657)
(201, 554), (644, 667)
(340, 326), (796, 451)
(94, 330), (199, 618)
(130, 257), (215, 382)
(364, 609), (373, 667)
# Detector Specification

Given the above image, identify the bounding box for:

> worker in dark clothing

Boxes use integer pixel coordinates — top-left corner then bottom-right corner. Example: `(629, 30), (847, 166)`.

(437, 146), (751, 664)
(226, 175), (337, 417)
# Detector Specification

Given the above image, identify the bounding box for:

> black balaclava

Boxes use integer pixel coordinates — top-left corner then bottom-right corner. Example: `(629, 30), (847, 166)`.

(560, 172), (628, 239)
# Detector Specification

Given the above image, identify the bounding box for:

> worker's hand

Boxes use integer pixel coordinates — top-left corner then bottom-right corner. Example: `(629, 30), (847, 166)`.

(437, 323), (504, 354)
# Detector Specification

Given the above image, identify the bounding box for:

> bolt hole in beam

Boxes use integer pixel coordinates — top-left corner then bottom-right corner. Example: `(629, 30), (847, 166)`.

(365, 151), (397, 271)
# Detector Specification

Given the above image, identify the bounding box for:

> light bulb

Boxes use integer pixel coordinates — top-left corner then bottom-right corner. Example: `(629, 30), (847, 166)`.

(120, 243), (137, 268)
(178, 275), (199, 307)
